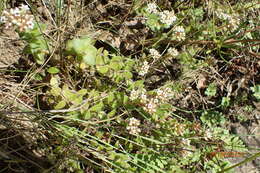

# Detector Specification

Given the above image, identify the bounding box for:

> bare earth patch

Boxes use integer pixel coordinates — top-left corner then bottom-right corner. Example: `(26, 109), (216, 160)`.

(0, 30), (24, 68)
(227, 120), (260, 173)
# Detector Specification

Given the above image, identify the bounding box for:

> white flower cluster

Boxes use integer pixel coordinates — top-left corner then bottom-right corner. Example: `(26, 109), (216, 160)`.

(143, 98), (158, 114)
(167, 47), (179, 57)
(173, 122), (186, 136)
(172, 26), (186, 41)
(140, 89), (147, 103)
(215, 9), (240, 31)
(215, 9), (231, 20)
(146, 2), (158, 13)
(138, 61), (150, 76)
(130, 87), (174, 114)
(226, 17), (240, 31)
(146, 3), (177, 28)
(127, 117), (141, 135)
(129, 88), (158, 114)
(156, 87), (173, 102)
(204, 129), (213, 141)
(215, 9), (232, 20)
(149, 48), (161, 59)
(158, 10), (177, 27)
(130, 89), (139, 101)
(130, 88), (147, 101)
(0, 4), (34, 31)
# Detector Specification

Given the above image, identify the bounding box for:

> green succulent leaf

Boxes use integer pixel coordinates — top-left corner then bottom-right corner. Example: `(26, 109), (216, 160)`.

(47, 67), (60, 74)
(20, 23), (49, 64)
(66, 36), (97, 65)
(55, 100), (66, 109)
(250, 85), (260, 100)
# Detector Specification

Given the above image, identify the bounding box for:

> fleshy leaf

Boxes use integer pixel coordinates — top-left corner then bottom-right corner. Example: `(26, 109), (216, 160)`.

(66, 36), (97, 65)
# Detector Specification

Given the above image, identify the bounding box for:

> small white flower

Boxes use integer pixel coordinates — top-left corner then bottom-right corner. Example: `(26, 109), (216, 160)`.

(129, 117), (140, 126)
(164, 87), (172, 95)
(5, 22), (13, 29)
(175, 26), (185, 33)
(10, 7), (21, 16)
(204, 129), (213, 140)
(20, 4), (30, 12)
(149, 48), (161, 59)
(3, 10), (8, 15)
(146, 3), (158, 13)
(140, 93), (147, 103)
(25, 15), (34, 21)
(182, 139), (191, 146)
(0, 16), (7, 23)
(26, 20), (34, 29)
(20, 18), (26, 23)
(11, 19), (20, 25)
(167, 47), (179, 57)
(153, 98), (159, 104)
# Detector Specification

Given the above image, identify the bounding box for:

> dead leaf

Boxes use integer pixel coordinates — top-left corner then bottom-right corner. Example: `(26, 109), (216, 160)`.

(197, 74), (207, 89)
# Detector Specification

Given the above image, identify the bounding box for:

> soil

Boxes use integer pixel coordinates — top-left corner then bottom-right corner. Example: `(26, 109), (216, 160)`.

(0, 30), (24, 68)
(227, 120), (260, 173)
